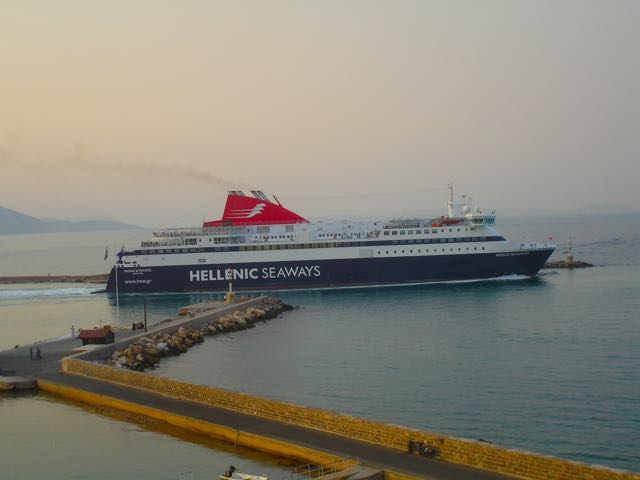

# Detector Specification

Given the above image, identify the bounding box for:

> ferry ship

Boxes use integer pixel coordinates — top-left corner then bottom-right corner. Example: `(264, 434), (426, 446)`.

(106, 189), (555, 293)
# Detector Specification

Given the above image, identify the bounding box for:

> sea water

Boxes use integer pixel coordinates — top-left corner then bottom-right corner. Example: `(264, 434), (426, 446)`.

(1, 214), (638, 474)
(0, 392), (293, 480)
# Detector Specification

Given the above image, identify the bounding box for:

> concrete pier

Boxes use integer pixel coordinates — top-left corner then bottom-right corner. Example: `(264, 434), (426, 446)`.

(39, 374), (514, 480)
(0, 376), (37, 391)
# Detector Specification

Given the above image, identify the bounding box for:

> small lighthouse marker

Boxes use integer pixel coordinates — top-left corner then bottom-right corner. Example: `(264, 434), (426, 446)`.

(225, 268), (235, 303)
(566, 237), (574, 267)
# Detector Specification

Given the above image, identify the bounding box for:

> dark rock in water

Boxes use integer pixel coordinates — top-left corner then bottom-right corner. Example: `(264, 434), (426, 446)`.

(544, 260), (594, 269)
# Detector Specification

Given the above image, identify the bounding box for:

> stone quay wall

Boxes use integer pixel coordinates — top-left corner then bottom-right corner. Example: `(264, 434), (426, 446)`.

(62, 358), (639, 480)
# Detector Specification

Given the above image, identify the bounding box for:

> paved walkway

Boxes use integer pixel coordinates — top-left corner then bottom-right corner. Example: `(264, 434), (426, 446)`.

(0, 331), (138, 377)
(40, 372), (516, 480)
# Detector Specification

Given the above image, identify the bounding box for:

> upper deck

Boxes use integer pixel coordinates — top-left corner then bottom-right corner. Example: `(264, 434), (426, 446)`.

(136, 189), (498, 251)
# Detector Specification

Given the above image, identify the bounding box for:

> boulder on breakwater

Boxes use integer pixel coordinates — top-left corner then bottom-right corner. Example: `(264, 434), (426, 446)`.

(107, 297), (295, 371)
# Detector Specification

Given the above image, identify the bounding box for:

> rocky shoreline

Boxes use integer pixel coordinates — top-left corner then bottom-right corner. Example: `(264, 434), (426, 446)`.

(108, 297), (295, 371)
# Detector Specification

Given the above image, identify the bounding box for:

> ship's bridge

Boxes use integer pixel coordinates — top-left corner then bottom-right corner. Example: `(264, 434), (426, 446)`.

(464, 213), (496, 226)
(447, 192), (496, 226)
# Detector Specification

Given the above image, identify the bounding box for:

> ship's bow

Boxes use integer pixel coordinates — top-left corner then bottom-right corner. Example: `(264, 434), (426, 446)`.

(519, 243), (556, 275)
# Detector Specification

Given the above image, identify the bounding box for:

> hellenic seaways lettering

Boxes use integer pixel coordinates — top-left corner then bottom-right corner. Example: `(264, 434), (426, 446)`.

(189, 265), (321, 282)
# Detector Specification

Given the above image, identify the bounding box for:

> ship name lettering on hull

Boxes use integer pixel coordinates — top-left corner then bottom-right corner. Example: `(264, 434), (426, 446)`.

(189, 265), (321, 282)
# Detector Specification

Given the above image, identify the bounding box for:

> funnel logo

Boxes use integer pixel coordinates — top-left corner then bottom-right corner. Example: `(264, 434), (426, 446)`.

(226, 203), (266, 219)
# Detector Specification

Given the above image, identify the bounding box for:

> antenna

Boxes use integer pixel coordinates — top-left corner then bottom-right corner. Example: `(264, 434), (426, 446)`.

(448, 183), (454, 203)
(256, 190), (270, 201)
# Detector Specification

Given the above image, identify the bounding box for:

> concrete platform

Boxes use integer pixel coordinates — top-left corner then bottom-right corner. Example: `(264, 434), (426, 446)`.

(178, 300), (226, 316)
(0, 375), (37, 391)
(0, 331), (139, 377)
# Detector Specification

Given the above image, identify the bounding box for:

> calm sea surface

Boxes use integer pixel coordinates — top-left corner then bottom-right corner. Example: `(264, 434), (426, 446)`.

(1, 214), (639, 475)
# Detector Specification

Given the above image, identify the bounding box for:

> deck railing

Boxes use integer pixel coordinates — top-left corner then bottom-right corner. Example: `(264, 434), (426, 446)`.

(290, 459), (357, 480)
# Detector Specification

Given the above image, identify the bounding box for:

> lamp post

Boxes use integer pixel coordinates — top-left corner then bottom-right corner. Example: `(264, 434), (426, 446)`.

(143, 298), (148, 332)
(225, 267), (234, 303)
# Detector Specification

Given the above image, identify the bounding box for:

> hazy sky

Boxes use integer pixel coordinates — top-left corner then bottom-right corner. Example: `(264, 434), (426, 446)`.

(1, 1), (638, 226)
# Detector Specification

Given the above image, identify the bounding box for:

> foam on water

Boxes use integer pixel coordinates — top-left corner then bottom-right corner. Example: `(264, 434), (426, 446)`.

(0, 286), (97, 299)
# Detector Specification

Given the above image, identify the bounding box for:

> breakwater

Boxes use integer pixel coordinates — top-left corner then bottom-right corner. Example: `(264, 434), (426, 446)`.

(107, 299), (293, 371)
(58, 351), (639, 480)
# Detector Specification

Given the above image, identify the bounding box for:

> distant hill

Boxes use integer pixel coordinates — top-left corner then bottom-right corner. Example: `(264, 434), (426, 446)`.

(0, 206), (140, 234)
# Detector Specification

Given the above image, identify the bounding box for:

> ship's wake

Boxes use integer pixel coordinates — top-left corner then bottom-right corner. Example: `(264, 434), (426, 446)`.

(0, 286), (97, 300)
(443, 274), (533, 284)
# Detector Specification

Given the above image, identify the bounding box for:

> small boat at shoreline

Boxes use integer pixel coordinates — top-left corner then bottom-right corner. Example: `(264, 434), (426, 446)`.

(219, 465), (268, 480)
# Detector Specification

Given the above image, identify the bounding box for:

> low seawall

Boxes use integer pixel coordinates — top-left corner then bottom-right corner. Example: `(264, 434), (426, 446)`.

(61, 357), (639, 480)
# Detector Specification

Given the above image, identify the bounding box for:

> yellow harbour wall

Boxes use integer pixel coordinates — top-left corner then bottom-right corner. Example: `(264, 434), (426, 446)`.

(60, 358), (640, 480)
(38, 378), (341, 466)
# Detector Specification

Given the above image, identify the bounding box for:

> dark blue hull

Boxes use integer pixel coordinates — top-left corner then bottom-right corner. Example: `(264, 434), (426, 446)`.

(106, 249), (554, 293)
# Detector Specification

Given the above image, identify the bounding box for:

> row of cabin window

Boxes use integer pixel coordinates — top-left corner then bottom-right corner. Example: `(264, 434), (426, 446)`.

(383, 226), (476, 236)
(472, 218), (495, 224)
(198, 234), (296, 244)
(378, 246), (486, 255)
(317, 232), (365, 239)
(157, 227), (478, 247)
(132, 236), (501, 255)
(255, 225), (295, 233)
